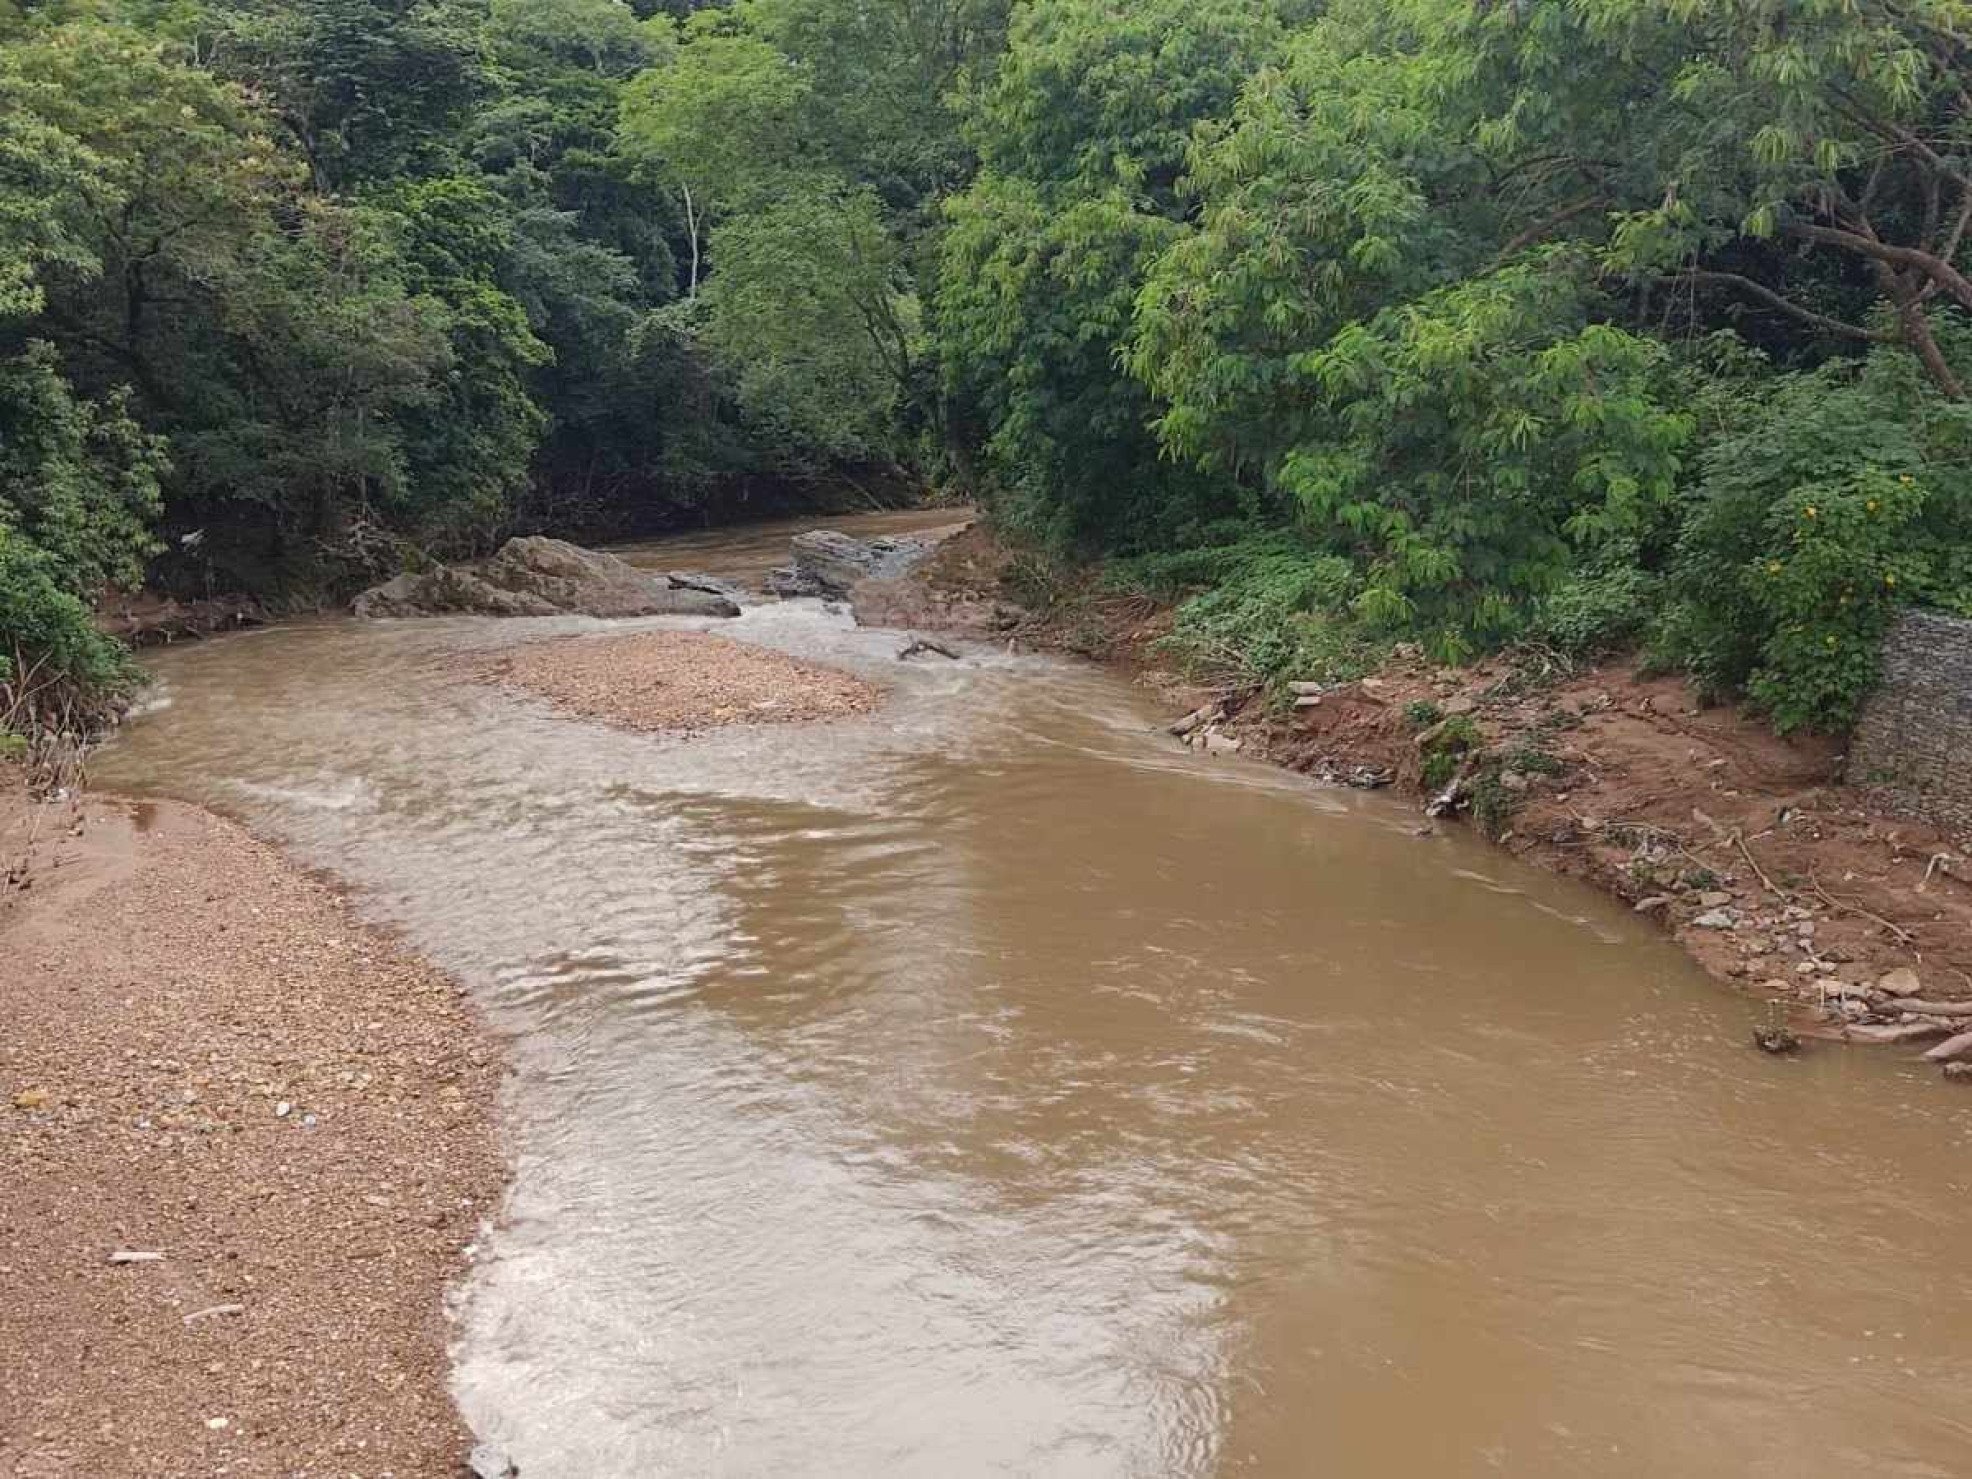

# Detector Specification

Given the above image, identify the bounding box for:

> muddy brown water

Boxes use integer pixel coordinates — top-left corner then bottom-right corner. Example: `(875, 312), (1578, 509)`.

(94, 512), (1972, 1477)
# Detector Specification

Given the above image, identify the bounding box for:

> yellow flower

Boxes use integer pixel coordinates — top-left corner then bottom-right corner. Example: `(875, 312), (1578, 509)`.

(1899, 474), (1914, 485)
(1825, 635), (1838, 648)
(1885, 573), (1897, 587)
(1866, 499), (1880, 513)
(1766, 560), (1783, 575)
(1803, 505), (1818, 519)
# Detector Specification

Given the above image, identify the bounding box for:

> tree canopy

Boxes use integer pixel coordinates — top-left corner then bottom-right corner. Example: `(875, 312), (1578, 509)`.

(5, 0), (1972, 734)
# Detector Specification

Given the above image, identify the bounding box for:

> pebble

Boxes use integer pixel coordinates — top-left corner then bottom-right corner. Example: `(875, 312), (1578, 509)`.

(1692, 910), (1736, 930)
(1878, 967), (1923, 997)
(469, 1441), (520, 1479)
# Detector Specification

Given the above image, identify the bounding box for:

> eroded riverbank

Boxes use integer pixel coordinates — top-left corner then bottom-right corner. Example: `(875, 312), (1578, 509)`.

(869, 523), (1972, 1064)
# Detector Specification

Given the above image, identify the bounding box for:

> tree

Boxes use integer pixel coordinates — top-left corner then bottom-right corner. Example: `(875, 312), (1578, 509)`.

(937, 0), (1282, 547)
(212, 0), (490, 191)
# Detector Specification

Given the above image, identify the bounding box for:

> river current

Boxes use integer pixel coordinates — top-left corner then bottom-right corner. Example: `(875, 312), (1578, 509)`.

(93, 511), (1972, 1477)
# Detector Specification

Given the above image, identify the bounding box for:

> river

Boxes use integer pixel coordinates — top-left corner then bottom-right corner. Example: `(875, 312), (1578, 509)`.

(92, 511), (1972, 1477)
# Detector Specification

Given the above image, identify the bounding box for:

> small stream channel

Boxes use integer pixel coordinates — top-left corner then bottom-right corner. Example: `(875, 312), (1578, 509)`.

(93, 511), (1972, 1477)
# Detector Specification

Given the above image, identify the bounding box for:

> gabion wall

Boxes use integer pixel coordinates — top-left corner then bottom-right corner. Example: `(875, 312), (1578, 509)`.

(1850, 610), (1972, 840)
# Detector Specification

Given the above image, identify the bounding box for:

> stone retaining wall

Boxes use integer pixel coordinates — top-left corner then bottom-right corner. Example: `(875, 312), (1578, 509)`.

(1849, 609), (1972, 839)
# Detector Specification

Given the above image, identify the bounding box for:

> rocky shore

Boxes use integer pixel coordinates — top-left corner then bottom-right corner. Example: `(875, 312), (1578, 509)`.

(857, 524), (1972, 1069)
(1, 784), (505, 1476)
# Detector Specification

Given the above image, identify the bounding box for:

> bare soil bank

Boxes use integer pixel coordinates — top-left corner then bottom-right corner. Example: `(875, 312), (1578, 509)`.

(0, 781), (504, 1477)
(864, 525), (1972, 1058)
(481, 628), (882, 734)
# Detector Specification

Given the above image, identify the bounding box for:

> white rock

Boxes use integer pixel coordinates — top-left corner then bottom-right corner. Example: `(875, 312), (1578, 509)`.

(1878, 967), (1923, 997)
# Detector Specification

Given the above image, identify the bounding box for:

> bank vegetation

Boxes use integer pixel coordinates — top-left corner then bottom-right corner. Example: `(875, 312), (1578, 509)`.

(5, 0), (1972, 749)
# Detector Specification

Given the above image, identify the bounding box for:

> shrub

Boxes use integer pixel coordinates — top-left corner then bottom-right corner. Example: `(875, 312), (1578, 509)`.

(0, 345), (161, 722)
(1530, 563), (1660, 659)
(0, 528), (136, 714)
(1153, 539), (1369, 683)
(1659, 335), (1972, 732)
(1403, 699), (1443, 729)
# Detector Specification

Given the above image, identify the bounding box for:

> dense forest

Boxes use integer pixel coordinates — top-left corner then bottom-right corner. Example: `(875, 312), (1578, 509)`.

(5, 0), (1972, 735)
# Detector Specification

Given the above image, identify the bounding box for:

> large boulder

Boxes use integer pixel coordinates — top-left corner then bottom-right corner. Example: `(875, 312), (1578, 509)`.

(352, 566), (559, 619)
(353, 536), (741, 619)
(766, 531), (936, 599)
(480, 536), (736, 617)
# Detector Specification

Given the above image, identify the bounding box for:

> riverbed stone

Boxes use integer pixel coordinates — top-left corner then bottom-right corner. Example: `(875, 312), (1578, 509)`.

(767, 530), (937, 599)
(352, 537), (740, 620)
(1691, 909), (1736, 929)
(1878, 966), (1923, 997)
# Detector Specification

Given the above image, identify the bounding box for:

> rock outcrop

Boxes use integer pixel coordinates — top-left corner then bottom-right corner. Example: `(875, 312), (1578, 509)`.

(766, 530), (936, 599)
(353, 537), (741, 619)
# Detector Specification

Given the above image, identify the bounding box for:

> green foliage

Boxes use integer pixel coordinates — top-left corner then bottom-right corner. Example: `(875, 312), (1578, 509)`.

(700, 189), (917, 463)
(1467, 766), (1519, 841)
(0, 344), (164, 594)
(1419, 750), (1459, 791)
(937, 0), (1280, 549)
(1148, 536), (1375, 684)
(1660, 334), (1972, 732)
(1402, 699), (1442, 730)
(213, 0), (490, 190)
(0, 344), (161, 702)
(373, 175), (550, 548)
(6, 0), (1972, 743)
(1530, 565), (1660, 660)
(0, 528), (137, 705)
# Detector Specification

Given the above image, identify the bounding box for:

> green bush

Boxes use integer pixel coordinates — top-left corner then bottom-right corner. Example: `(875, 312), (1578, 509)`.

(1530, 563), (1660, 659)
(1659, 337), (1972, 732)
(0, 527), (136, 706)
(0, 344), (160, 720)
(1403, 699), (1443, 729)
(1154, 540), (1370, 683)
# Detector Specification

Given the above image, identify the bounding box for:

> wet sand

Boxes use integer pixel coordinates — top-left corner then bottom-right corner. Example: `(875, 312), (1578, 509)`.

(483, 628), (882, 734)
(0, 627), (891, 1475)
(0, 787), (505, 1477)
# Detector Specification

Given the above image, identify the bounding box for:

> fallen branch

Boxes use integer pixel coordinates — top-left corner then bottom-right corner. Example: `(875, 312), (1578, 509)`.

(1922, 1028), (1972, 1062)
(1808, 871), (1918, 949)
(1831, 1021), (1950, 1044)
(1892, 999), (1972, 1018)
(1732, 832), (1785, 900)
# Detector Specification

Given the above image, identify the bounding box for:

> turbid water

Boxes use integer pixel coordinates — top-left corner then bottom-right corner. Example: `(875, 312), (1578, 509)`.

(94, 512), (1972, 1477)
